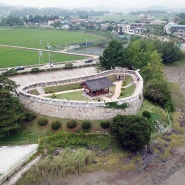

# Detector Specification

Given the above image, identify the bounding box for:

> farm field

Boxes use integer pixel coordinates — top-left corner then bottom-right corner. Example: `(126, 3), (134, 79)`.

(0, 28), (102, 48)
(0, 28), (102, 67)
(0, 47), (86, 68)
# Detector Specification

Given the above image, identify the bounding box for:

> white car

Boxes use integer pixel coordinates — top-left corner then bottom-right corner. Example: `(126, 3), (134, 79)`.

(44, 63), (54, 67)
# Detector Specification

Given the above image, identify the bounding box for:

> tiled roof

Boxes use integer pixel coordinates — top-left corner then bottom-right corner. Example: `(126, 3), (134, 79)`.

(81, 77), (114, 91)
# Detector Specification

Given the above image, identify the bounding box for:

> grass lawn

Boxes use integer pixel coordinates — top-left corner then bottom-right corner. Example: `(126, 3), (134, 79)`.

(119, 84), (135, 98)
(44, 82), (81, 93)
(48, 90), (89, 101)
(0, 47), (86, 68)
(0, 28), (102, 48)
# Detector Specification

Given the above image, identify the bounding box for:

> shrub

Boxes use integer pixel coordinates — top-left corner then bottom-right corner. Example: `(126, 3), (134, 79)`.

(38, 118), (48, 126)
(100, 121), (110, 129)
(111, 115), (152, 152)
(67, 120), (77, 129)
(120, 92), (124, 97)
(24, 112), (37, 122)
(30, 68), (40, 73)
(82, 121), (91, 130)
(64, 63), (73, 69)
(122, 81), (127, 86)
(51, 121), (61, 130)
(105, 102), (129, 110)
(51, 94), (56, 98)
(142, 111), (151, 119)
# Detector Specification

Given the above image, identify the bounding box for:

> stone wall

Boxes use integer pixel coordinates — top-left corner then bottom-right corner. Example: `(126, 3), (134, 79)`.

(19, 69), (143, 120)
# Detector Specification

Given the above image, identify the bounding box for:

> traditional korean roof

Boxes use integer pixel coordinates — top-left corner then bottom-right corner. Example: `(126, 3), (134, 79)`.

(81, 77), (114, 91)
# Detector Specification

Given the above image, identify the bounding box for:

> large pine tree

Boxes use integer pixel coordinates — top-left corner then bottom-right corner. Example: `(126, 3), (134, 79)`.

(0, 75), (23, 138)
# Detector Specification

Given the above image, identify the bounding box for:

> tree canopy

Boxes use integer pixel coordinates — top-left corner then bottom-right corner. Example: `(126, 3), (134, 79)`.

(99, 39), (183, 70)
(111, 115), (152, 152)
(0, 75), (23, 138)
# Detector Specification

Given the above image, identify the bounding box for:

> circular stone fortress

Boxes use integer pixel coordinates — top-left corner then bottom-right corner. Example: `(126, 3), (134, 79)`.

(19, 68), (143, 120)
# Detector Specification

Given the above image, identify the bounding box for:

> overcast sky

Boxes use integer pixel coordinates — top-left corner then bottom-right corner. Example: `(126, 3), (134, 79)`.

(0, 0), (185, 10)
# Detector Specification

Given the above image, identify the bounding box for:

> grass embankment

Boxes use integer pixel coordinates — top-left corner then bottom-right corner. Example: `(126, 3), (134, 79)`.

(16, 148), (93, 185)
(0, 115), (107, 145)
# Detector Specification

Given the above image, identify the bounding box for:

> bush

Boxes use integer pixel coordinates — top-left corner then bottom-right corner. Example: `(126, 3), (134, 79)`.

(67, 120), (77, 129)
(51, 94), (56, 98)
(122, 81), (127, 86)
(82, 121), (91, 130)
(120, 92), (124, 96)
(142, 111), (151, 119)
(38, 118), (48, 126)
(64, 63), (73, 69)
(100, 121), (110, 129)
(24, 112), (37, 122)
(111, 115), (152, 152)
(30, 68), (40, 73)
(51, 121), (61, 130)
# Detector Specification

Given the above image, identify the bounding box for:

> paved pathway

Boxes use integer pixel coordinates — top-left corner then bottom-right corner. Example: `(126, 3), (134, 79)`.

(111, 80), (122, 100)
(3, 156), (41, 185)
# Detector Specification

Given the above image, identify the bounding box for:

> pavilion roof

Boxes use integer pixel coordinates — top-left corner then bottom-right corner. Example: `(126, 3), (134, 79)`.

(81, 77), (114, 91)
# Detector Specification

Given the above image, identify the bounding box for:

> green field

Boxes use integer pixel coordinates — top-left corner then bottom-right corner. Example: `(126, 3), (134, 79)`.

(0, 28), (103, 67)
(0, 47), (86, 68)
(0, 28), (102, 48)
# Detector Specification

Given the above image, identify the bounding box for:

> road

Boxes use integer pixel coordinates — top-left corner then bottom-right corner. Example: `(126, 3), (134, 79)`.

(0, 43), (99, 74)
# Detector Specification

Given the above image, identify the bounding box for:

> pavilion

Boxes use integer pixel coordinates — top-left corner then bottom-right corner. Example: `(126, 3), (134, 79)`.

(80, 77), (114, 97)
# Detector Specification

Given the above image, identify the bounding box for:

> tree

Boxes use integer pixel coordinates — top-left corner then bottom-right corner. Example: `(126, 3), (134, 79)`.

(144, 80), (175, 112)
(111, 115), (152, 152)
(99, 40), (126, 70)
(154, 40), (183, 64)
(0, 75), (23, 138)
(141, 50), (164, 81)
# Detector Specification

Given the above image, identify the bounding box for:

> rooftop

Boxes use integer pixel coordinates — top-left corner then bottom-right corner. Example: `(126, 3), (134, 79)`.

(81, 77), (114, 91)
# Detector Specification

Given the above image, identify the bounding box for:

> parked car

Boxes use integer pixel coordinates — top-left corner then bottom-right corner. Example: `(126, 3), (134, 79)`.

(44, 63), (54, 67)
(15, 66), (25, 70)
(85, 59), (93, 63)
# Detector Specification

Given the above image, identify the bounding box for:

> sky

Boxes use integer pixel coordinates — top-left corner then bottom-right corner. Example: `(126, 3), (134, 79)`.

(0, 0), (185, 10)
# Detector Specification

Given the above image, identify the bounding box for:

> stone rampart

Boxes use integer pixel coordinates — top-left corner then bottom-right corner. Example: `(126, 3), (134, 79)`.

(19, 69), (143, 120)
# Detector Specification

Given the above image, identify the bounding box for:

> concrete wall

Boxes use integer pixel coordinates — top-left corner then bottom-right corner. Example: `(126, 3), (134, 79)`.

(19, 69), (143, 120)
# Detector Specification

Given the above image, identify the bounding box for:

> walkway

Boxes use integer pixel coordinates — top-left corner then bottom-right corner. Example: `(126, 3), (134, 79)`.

(3, 156), (41, 185)
(111, 80), (122, 100)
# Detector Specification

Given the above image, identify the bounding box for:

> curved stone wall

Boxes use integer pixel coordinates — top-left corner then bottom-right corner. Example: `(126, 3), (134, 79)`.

(19, 69), (143, 120)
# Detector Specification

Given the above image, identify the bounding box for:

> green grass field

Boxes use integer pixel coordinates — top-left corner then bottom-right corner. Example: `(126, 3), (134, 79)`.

(0, 47), (86, 67)
(0, 28), (102, 67)
(0, 28), (102, 48)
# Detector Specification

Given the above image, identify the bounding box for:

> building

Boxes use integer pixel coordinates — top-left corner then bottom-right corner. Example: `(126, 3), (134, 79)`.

(139, 14), (154, 23)
(118, 23), (145, 35)
(164, 22), (185, 35)
(80, 77), (114, 97)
